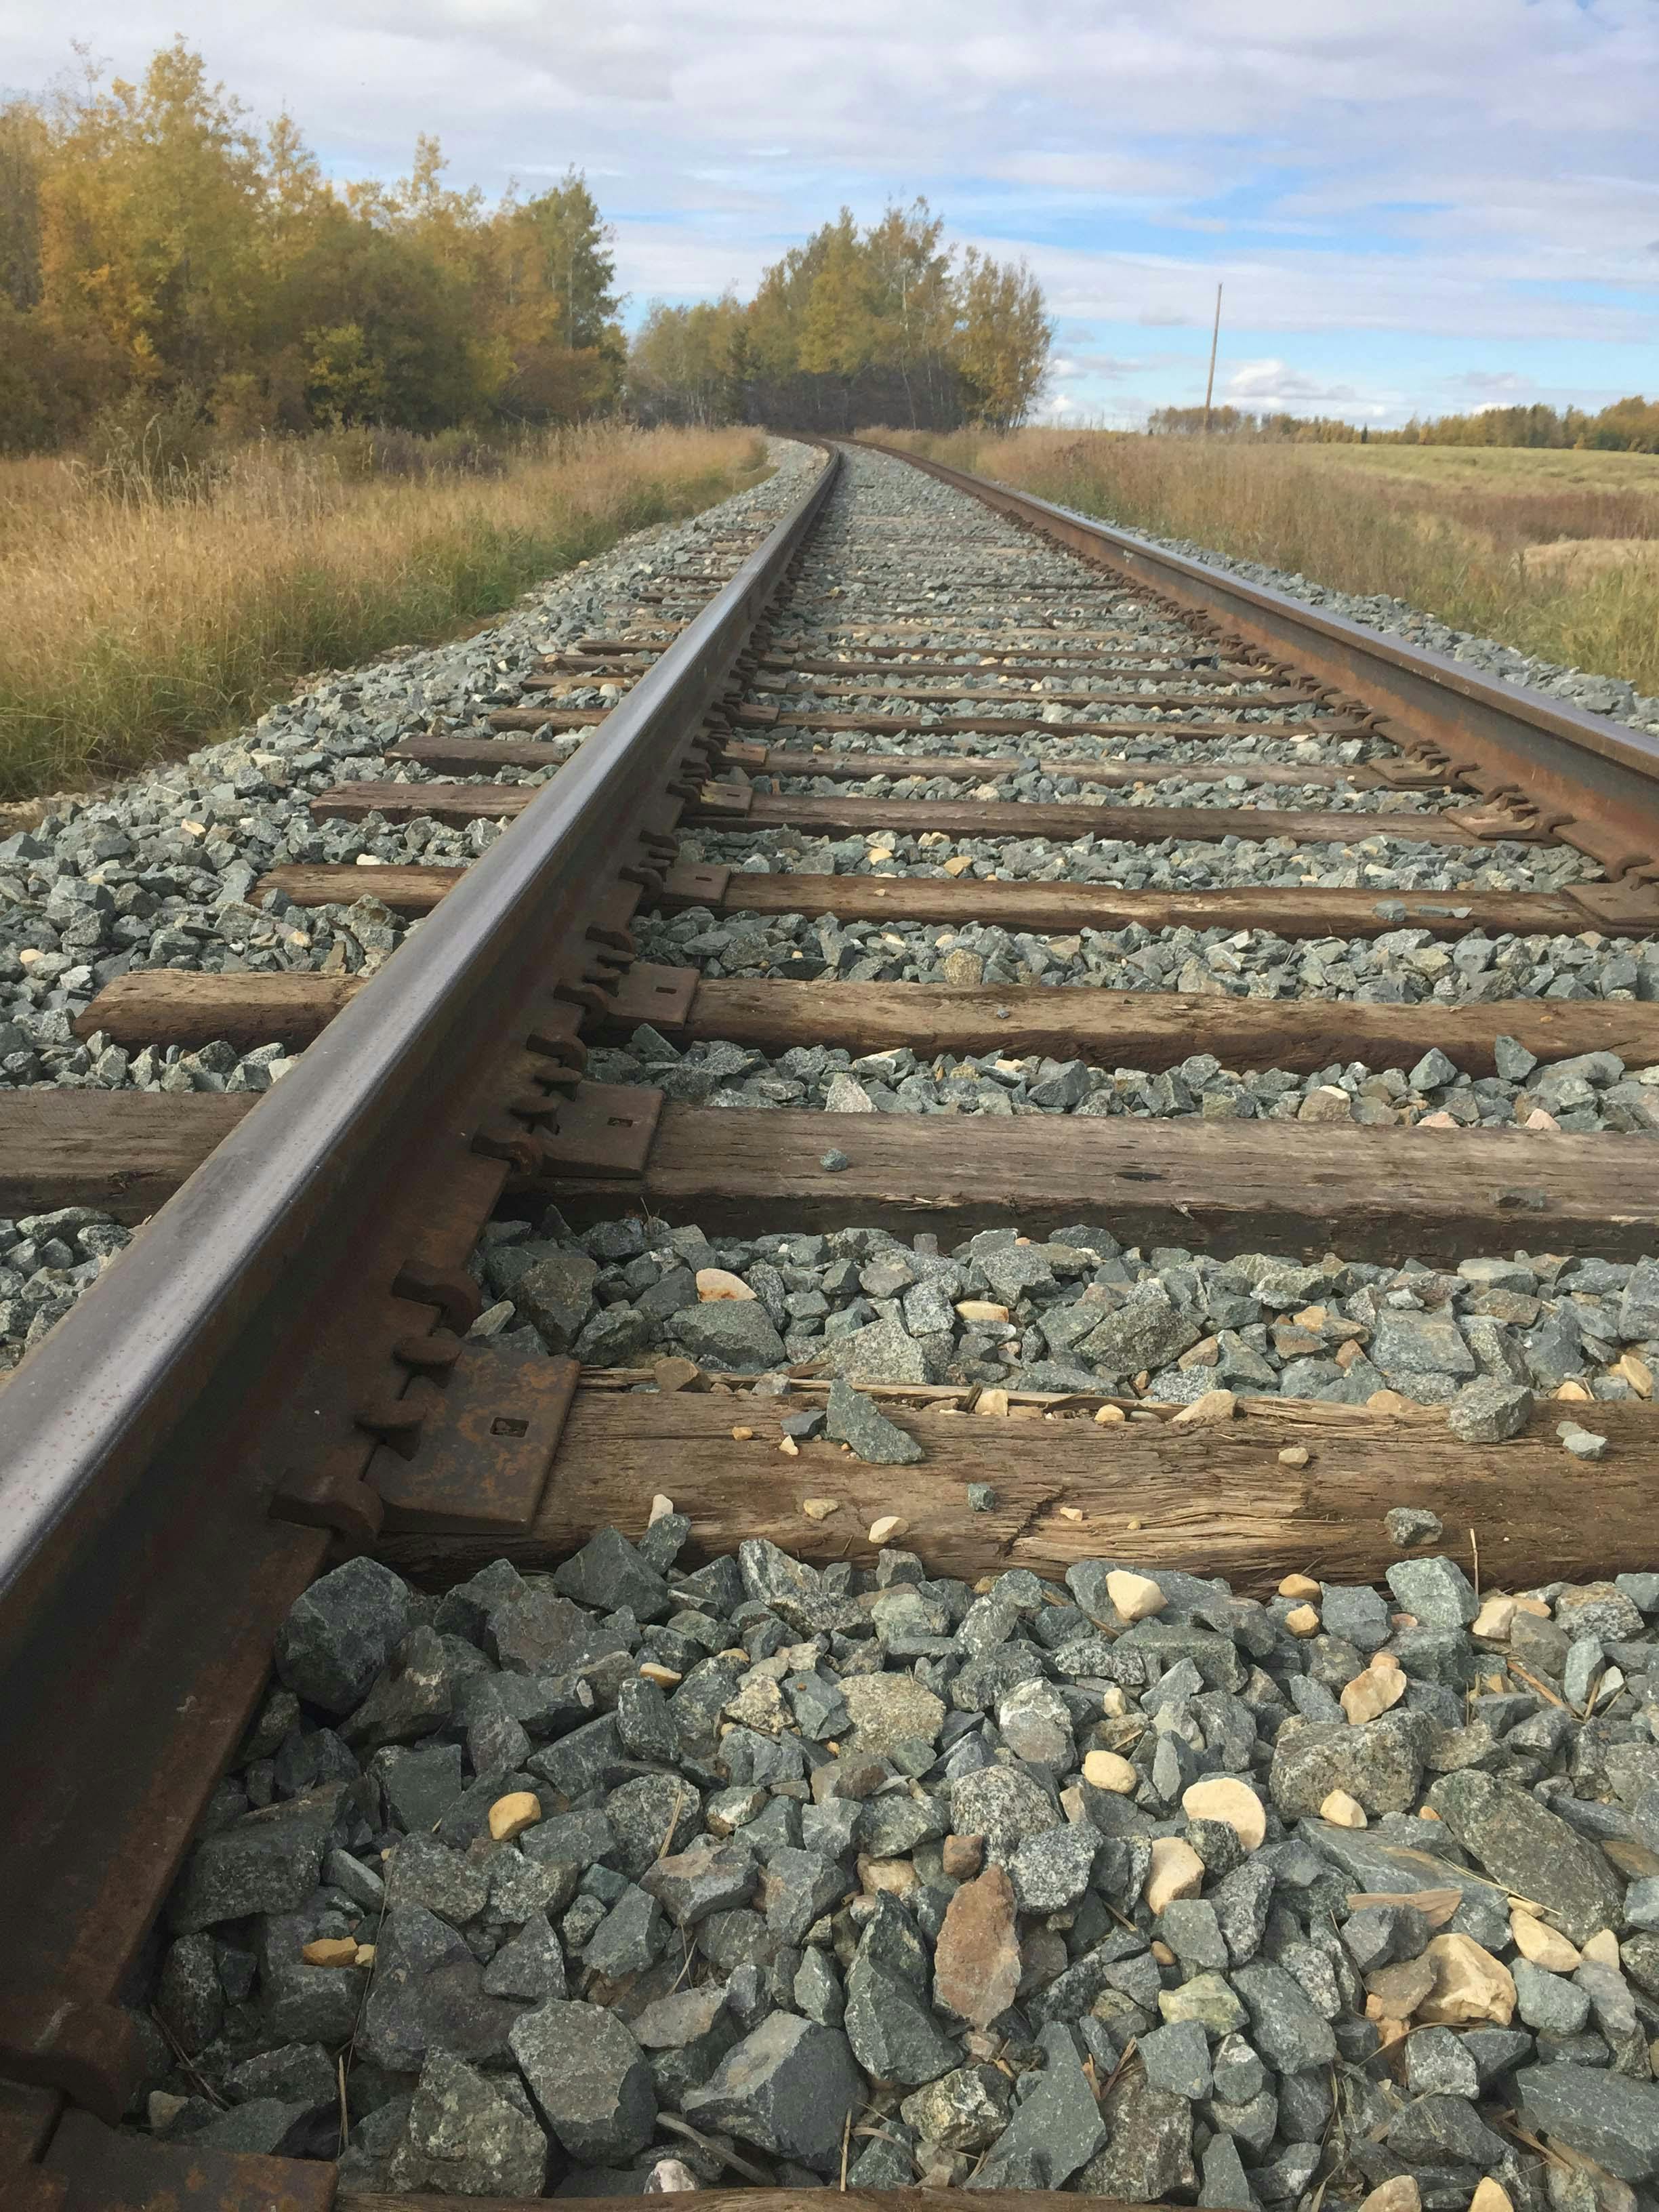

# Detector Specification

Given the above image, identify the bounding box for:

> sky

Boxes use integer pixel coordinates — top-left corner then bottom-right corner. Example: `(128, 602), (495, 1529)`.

(8, 0), (1659, 428)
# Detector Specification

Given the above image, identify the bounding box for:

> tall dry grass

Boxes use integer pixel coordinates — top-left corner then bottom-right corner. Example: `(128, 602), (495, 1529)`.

(886, 428), (1659, 698)
(0, 424), (768, 802)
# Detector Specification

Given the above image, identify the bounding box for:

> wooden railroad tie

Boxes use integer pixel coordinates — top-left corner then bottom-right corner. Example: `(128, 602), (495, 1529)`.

(9, 1089), (1656, 1263)
(254, 860), (1658, 941)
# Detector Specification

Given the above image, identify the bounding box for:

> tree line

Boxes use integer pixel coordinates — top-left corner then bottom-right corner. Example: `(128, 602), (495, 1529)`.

(627, 204), (1052, 433)
(1147, 397), (1659, 452)
(0, 44), (1052, 455)
(0, 42), (624, 455)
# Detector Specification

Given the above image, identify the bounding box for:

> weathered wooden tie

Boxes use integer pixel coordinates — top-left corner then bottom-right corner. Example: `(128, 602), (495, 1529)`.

(308, 781), (1512, 848)
(385, 733), (1407, 794)
(5, 1092), (1652, 1258)
(77, 965), (1659, 1078)
(253, 859), (1652, 942)
(375, 1387), (1659, 1597)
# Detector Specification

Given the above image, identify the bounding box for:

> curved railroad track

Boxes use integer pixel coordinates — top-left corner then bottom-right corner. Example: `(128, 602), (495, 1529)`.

(2, 436), (1658, 2211)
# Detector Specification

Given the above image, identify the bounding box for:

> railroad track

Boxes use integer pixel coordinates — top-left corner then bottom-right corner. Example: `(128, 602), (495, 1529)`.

(3, 437), (1659, 2210)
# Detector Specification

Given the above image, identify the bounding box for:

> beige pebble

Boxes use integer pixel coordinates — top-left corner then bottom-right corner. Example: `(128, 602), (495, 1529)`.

(1181, 1776), (1267, 1851)
(1319, 1789), (1368, 1828)
(1092, 1403), (1126, 1426)
(1513, 1593), (1552, 1618)
(1143, 1835), (1206, 1914)
(956, 1300), (1010, 1324)
(1554, 1378), (1593, 1401)
(1358, 2180), (1422, 2212)
(639, 1662), (682, 1687)
(1418, 1931), (1516, 2024)
(975, 1388), (1010, 1418)
(1106, 1568), (1167, 1623)
(486, 1790), (541, 1842)
(1341, 1666), (1407, 1725)
(1278, 1573), (1321, 1601)
(697, 1268), (755, 1301)
(1284, 1603), (1321, 1637)
(1057, 1505), (1084, 1522)
(1469, 2182), (1513, 2212)
(1581, 1927), (1621, 1967)
(1082, 1748), (1139, 1794)
(868, 1514), (909, 1544)
(1472, 1593), (1518, 1638)
(1367, 1389), (1410, 1414)
(1371, 1651), (1401, 1674)
(645, 2158), (700, 2194)
(1170, 1387), (1237, 1428)
(301, 1938), (361, 1969)
(779, 1435), (799, 1457)
(801, 1496), (840, 1520)
(1509, 1908), (1580, 1972)
(647, 1493), (674, 1523)
(1278, 1444), (1311, 1467)
(731, 1426), (753, 1441)
(859, 1852), (919, 1898)
(354, 1943), (376, 1967)
(1150, 1940), (1176, 1965)
(1615, 1351), (1654, 1398)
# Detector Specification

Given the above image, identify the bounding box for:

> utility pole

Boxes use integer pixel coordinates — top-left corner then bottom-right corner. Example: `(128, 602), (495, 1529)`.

(1202, 283), (1223, 434)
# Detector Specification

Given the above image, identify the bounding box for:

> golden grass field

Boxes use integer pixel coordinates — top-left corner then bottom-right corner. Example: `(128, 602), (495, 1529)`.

(0, 424), (768, 804)
(891, 428), (1659, 699)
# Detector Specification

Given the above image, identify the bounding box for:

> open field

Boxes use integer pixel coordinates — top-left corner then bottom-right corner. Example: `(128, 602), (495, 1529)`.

(891, 426), (1659, 698)
(0, 424), (768, 803)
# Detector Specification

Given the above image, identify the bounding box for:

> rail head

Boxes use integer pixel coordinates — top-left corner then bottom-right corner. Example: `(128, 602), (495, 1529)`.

(856, 436), (1659, 884)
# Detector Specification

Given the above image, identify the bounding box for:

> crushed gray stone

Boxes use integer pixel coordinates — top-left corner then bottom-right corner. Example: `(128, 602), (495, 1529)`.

(146, 1527), (1659, 2202)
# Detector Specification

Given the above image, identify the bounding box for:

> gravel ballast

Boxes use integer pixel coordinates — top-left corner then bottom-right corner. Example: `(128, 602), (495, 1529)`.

(144, 1528), (1659, 2203)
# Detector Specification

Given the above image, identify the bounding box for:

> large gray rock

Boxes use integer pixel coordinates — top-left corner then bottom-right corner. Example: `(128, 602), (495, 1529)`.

(899, 2064), (1012, 2152)
(819, 1314), (937, 1385)
(1427, 1770), (1625, 1944)
(824, 1378), (923, 1464)
(968, 2020), (1105, 2188)
(844, 1954), (960, 2085)
(1077, 2078), (1197, 2200)
(682, 2011), (862, 2173)
(386, 2051), (548, 2196)
(1074, 1281), (1202, 1380)
(1232, 1964), (1337, 2074)
(514, 1250), (598, 1349)
(670, 1299), (786, 1372)
(1515, 2064), (1659, 2182)
(509, 1999), (656, 2165)
(949, 1765), (1061, 1865)
(551, 1526), (672, 1621)
(274, 1557), (412, 1715)
(1268, 1710), (1429, 1818)
(358, 1904), (525, 2072)
(169, 1784), (348, 1931)
(1387, 1554), (1479, 1628)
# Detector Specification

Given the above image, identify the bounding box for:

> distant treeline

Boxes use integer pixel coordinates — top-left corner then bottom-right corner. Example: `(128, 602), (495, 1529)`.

(0, 46), (1052, 456)
(1148, 397), (1659, 451)
(0, 43), (628, 454)
(626, 204), (1053, 434)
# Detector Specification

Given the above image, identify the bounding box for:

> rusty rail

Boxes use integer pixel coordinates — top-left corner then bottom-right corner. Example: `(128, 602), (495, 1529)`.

(859, 436), (1659, 887)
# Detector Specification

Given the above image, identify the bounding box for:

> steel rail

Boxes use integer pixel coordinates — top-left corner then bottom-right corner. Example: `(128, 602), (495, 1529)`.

(858, 438), (1659, 885)
(0, 444), (838, 2114)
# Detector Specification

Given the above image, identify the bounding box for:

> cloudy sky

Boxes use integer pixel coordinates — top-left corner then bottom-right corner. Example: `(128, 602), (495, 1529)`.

(9, 0), (1658, 427)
